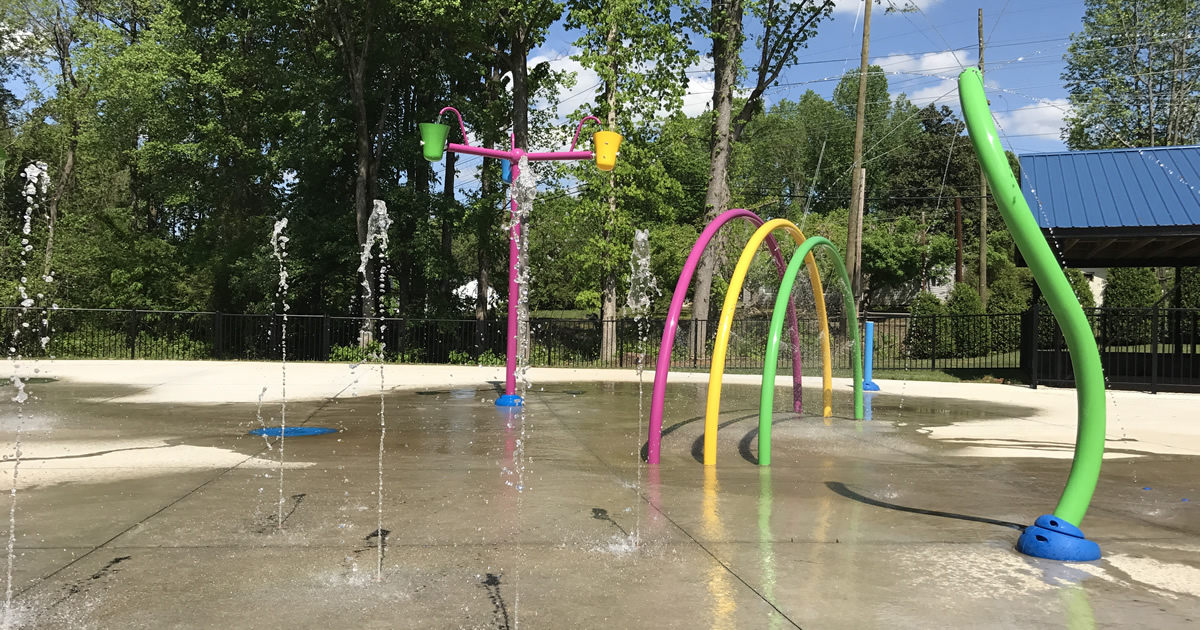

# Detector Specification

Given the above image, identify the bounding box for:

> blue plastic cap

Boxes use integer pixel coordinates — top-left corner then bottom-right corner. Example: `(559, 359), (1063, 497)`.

(1032, 514), (1086, 538)
(495, 394), (523, 407)
(1016, 514), (1101, 561)
(863, 381), (880, 392)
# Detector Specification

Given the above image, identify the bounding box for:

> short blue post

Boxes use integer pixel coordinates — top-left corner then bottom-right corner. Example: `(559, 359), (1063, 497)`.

(863, 321), (880, 391)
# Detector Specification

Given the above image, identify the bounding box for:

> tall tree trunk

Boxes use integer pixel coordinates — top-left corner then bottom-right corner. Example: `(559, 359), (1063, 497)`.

(477, 162), (493, 322)
(442, 151), (456, 311)
(510, 31), (531, 150)
(600, 24), (619, 362)
(691, 0), (742, 361)
(44, 15), (84, 280)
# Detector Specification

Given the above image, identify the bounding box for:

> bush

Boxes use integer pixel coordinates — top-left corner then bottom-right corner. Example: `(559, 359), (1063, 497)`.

(329, 341), (382, 363)
(946, 283), (988, 357)
(448, 348), (505, 366)
(1101, 267), (1160, 346)
(987, 267), (1031, 315)
(906, 292), (951, 359)
(1180, 267), (1200, 308)
(987, 267), (1030, 354)
(1102, 267), (1160, 308)
(135, 331), (211, 360)
(1036, 268), (1099, 347)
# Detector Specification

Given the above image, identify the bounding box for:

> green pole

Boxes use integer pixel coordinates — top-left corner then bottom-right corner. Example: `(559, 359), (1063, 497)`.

(759, 236), (863, 466)
(958, 68), (1105, 526)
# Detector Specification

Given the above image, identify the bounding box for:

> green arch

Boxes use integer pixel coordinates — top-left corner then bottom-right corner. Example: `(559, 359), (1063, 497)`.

(758, 236), (864, 466)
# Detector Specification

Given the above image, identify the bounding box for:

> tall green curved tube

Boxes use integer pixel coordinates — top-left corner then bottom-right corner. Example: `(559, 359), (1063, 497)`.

(958, 68), (1106, 525)
(759, 236), (864, 466)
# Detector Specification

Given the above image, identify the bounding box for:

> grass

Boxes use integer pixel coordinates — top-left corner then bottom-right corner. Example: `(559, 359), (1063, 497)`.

(678, 365), (1025, 384)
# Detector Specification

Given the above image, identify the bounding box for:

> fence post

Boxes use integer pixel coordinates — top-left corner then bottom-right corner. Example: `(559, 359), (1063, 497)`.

(930, 314), (938, 371)
(1151, 306), (1159, 394)
(1021, 304), (1038, 389)
(213, 312), (223, 360)
(619, 319), (625, 368)
(1031, 303), (1040, 389)
(321, 314), (331, 361)
(128, 309), (139, 359)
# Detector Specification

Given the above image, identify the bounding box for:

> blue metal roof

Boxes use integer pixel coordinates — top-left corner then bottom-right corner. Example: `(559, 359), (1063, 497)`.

(1018, 145), (1200, 230)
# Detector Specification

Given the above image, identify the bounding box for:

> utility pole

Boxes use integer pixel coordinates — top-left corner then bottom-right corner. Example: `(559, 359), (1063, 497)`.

(955, 197), (964, 283)
(978, 7), (989, 305)
(920, 209), (928, 291)
(845, 0), (872, 303)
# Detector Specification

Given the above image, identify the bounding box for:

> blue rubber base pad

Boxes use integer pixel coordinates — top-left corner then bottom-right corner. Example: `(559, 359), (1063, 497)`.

(1016, 514), (1101, 561)
(249, 427), (338, 437)
(495, 394), (524, 407)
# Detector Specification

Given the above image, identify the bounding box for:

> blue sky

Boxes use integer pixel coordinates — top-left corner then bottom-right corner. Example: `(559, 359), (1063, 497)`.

(534, 0), (1089, 155)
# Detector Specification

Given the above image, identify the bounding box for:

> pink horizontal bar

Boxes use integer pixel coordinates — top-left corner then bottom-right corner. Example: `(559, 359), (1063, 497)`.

(526, 151), (593, 162)
(447, 143), (512, 161)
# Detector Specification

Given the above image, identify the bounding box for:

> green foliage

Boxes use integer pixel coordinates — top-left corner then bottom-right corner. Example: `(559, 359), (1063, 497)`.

(1063, 0), (1200, 149)
(329, 342), (382, 364)
(448, 348), (505, 366)
(987, 266), (1032, 315)
(1178, 267), (1200, 308)
(986, 265), (1031, 354)
(1099, 267), (1161, 345)
(946, 283), (988, 357)
(906, 292), (951, 359)
(861, 214), (953, 302)
(1103, 267), (1161, 308)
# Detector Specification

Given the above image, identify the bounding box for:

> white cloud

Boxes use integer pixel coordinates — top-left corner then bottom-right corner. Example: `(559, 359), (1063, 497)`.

(528, 48), (603, 114)
(832, 0), (944, 14)
(993, 98), (1071, 139)
(871, 49), (976, 106)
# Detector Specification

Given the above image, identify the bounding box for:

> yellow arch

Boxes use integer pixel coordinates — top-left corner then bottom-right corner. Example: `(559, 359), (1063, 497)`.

(704, 219), (833, 466)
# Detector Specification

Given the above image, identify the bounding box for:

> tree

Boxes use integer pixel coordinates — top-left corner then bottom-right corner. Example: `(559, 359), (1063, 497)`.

(564, 0), (695, 359)
(946, 282), (987, 357)
(1101, 266), (1160, 346)
(1103, 266), (1160, 307)
(861, 214), (953, 305)
(7, 0), (94, 280)
(907, 291), (951, 359)
(689, 0), (834, 352)
(1063, 0), (1200, 149)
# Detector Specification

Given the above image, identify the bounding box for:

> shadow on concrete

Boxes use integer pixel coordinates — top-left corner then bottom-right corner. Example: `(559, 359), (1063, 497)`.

(826, 481), (1026, 531)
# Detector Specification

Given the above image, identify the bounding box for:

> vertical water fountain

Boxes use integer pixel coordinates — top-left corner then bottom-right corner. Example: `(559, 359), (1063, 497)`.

(626, 229), (658, 542)
(4, 164), (50, 628)
(357, 200), (392, 581)
(508, 156), (535, 626)
(270, 218), (290, 530)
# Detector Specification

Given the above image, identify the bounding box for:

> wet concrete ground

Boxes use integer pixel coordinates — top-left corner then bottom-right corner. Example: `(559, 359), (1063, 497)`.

(0, 366), (1198, 629)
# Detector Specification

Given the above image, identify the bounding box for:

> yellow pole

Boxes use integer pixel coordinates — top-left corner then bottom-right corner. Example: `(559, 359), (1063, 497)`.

(703, 219), (833, 465)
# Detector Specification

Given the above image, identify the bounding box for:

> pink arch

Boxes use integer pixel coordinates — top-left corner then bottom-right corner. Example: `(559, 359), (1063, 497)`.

(647, 209), (803, 464)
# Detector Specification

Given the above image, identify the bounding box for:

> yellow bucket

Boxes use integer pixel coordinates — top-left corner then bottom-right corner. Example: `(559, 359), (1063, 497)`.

(593, 130), (622, 171)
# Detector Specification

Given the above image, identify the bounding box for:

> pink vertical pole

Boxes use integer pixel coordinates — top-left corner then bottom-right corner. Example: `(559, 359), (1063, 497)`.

(497, 136), (525, 406)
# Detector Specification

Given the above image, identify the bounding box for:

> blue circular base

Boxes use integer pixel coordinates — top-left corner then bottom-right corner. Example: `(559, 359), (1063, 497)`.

(863, 381), (880, 392)
(249, 427), (338, 437)
(1016, 514), (1101, 561)
(495, 394), (524, 407)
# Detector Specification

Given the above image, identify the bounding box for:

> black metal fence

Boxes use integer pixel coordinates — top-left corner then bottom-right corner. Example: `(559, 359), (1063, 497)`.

(5, 306), (1197, 391)
(1032, 305), (1200, 393)
(1, 306), (1020, 372)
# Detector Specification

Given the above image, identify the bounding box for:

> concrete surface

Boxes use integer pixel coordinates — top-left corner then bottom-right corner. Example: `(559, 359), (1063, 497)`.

(0, 360), (1196, 629)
